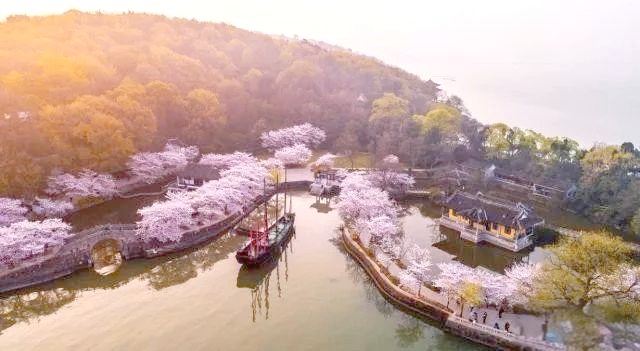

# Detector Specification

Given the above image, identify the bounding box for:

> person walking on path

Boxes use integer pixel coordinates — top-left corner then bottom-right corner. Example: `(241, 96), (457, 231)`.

(499, 307), (504, 318)
(505, 322), (510, 332)
(482, 312), (487, 324)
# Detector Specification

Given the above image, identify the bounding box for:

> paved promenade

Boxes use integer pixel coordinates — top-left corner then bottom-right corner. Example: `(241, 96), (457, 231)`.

(344, 229), (561, 350)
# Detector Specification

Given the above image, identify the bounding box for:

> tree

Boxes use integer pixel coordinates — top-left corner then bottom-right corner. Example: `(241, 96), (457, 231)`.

(622, 142), (636, 154)
(0, 197), (28, 226)
(137, 153), (270, 242)
(459, 281), (484, 317)
(311, 153), (336, 171)
(526, 232), (640, 349)
(433, 262), (477, 311)
(369, 93), (410, 123)
(182, 88), (227, 149)
(573, 144), (640, 227)
(0, 219), (72, 264)
(483, 123), (515, 160)
(46, 170), (118, 199)
(529, 232), (639, 312)
(412, 103), (462, 144)
(335, 120), (361, 168)
(405, 244), (432, 295)
(32, 197), (74, 218)
(367, 155), (415, 192)
(355, 215), (400, 250)
(337, 172), (398, 225)
(274, 144), (312, 167)
(199, 152), (256, 170)
(630, 208), (640, 238)
(128, 144), (199, 184)
(260, 123), (326, 150)
(136, 200), (196, 243)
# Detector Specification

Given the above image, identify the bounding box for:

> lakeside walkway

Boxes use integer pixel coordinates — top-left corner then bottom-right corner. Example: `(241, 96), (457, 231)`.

(341, 228), (562, 350)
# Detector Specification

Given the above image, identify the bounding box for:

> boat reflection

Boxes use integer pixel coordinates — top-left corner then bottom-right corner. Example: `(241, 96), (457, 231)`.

(237, 231), (294, 322)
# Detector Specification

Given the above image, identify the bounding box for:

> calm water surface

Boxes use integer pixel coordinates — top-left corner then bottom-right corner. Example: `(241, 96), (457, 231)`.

(0, 193), (498, 351)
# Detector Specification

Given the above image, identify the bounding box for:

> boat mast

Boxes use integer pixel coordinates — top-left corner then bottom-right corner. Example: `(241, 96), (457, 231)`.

(275, 172), (279, 231)
(264, 177), (268, 234)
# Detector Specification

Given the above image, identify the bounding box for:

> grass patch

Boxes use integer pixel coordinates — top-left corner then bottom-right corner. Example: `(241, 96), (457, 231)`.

(334, 152), (374, 169)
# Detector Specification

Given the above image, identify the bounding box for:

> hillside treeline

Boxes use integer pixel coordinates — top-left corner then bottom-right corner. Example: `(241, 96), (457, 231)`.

(0, 10), (439, 196)
(2, 11), (639, 236)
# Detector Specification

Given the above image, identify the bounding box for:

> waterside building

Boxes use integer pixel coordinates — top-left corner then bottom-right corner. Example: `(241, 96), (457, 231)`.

(437, 192), (544, 252)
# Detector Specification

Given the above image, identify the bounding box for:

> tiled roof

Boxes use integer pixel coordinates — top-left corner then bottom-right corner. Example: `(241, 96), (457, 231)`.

(446, 192), (542, 228)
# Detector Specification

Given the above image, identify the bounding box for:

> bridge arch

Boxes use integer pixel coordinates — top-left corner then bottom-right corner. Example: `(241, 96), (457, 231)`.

(90, 238), (123, 276)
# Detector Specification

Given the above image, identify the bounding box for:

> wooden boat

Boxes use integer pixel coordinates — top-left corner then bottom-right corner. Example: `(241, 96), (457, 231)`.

(236, 171), (295, 267)
(235, 213), (295, 266)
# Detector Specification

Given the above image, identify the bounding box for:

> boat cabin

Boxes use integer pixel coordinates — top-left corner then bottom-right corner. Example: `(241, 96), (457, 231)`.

(439, 192), (544, 252)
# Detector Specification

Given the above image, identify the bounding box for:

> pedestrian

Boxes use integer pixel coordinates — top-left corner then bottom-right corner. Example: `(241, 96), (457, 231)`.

(505, 322), (510, 332)
(473, 312), (478, 322)
(498, 307), (504, 318)
(482, 312), (487, 324)
(494, 322), (500, 329)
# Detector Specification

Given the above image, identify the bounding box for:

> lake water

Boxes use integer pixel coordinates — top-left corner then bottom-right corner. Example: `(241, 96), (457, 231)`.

(0, 191), (547, 350)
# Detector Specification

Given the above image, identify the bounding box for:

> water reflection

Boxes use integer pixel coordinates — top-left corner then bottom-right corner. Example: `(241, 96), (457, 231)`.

(66, 193), (165, 231)
(237, 232), (295, 322)
(434, 227), (531, 273)
(0, 289), (77, 334)
(332, 231), (485, 350)
(310, 197), (333, 213)
(395, 314), (425, 348)
(145, 232), (246, 290)
(0, 232), (247, 333)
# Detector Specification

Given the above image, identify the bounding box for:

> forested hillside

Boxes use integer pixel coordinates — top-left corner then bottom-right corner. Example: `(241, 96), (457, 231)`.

(2, 11), (640, 237)
(0, 10), (439, 196)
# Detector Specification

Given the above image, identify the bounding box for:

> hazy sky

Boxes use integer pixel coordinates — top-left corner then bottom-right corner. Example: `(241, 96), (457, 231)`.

(2, 1), (639, 146)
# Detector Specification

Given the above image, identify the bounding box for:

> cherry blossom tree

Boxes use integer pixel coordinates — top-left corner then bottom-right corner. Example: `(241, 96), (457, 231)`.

(475, 269), (518, 307)
(260, 123), (326, 150)
(199, 152), (256, 169)
(355, 215), (399, 249)
(274, 144), (312, 166)
(504, 262), (541, 306)
(311, 153), (336, 170)
(46, 170), (118, 199)
(137, 154), (270, 242)
(382, 154), (400, 165)
(32, 197), (74, 218)
(398, 270), (421, 294)
(405, 244), (432, 295)
(128, 144), (199, 183)
(367, 171), (415, 192)
(260, 157), (284, 171)
(337, 185), (398, 224)
(136, 200), (197, 243)
(433, 261), (477, 308)
(0, 197), (28, 227)
(0, 219), (72, 264)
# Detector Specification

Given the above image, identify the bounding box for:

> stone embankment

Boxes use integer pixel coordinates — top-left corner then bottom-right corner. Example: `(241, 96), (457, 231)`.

(0, 181), (311, 294)
(340, 228), (564, 351)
